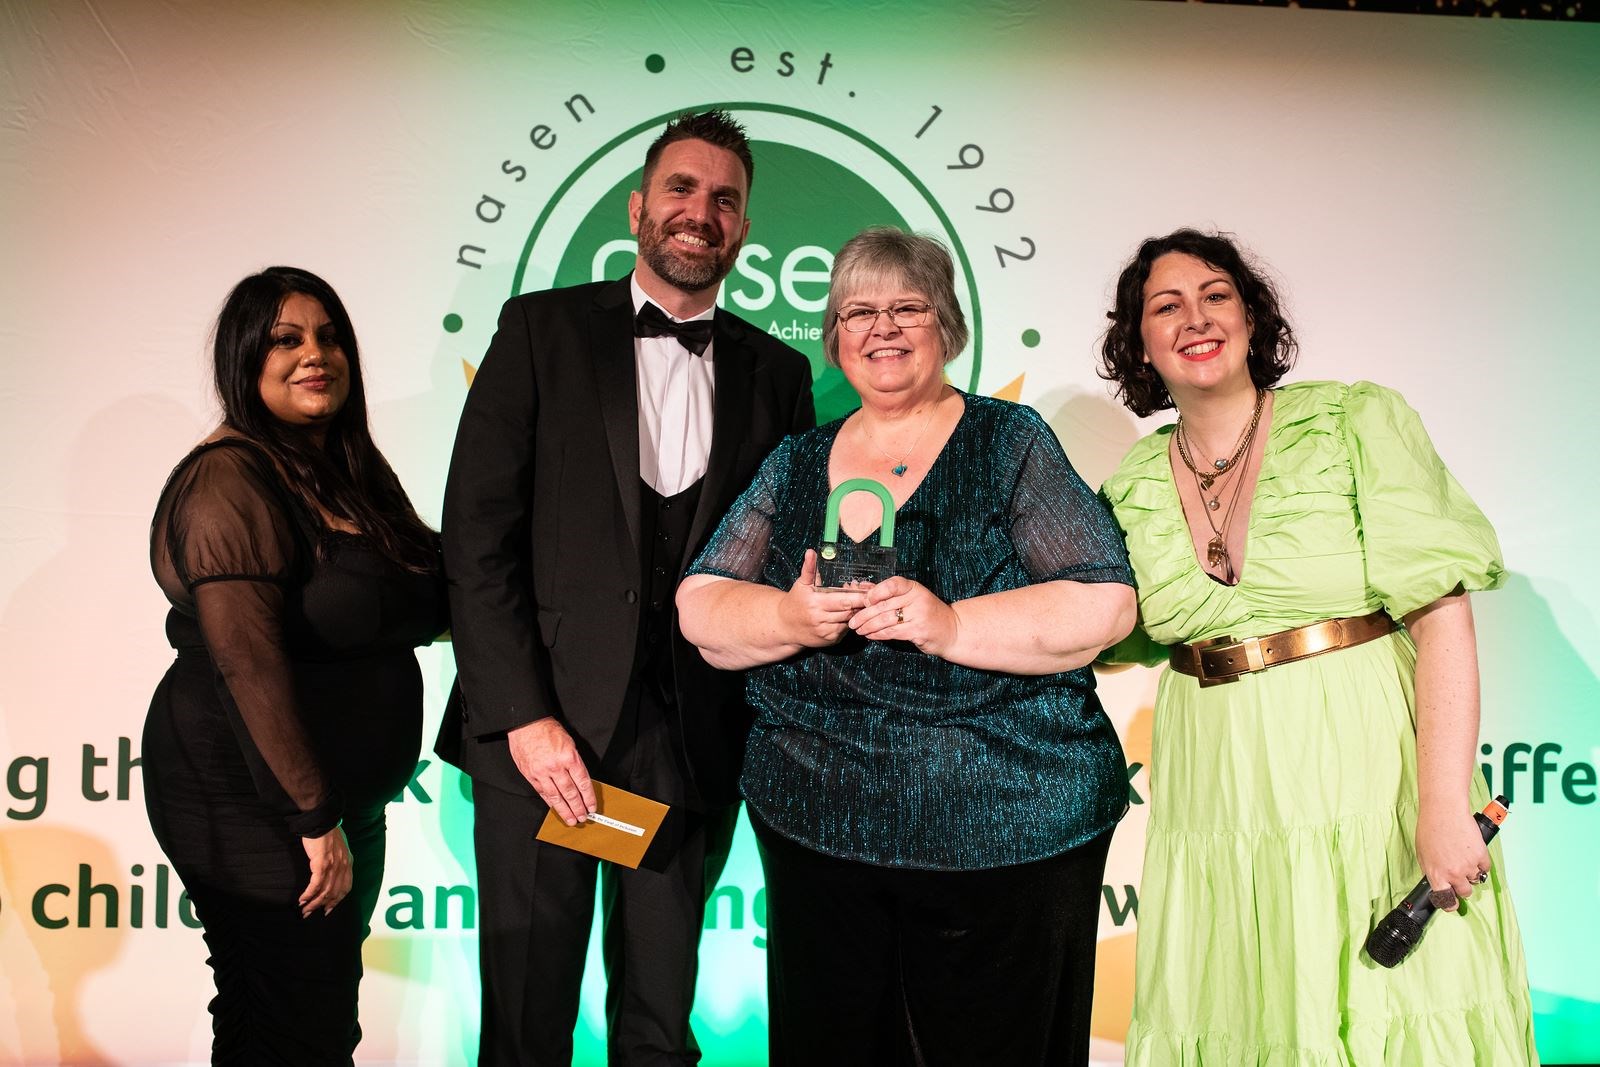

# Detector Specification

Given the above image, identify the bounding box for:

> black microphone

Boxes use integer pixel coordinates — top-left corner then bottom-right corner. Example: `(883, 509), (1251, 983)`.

(1364, 795), (1510, 968)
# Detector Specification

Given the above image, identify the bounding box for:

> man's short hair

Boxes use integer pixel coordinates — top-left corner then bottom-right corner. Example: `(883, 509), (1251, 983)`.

(640, 110), (755, 194)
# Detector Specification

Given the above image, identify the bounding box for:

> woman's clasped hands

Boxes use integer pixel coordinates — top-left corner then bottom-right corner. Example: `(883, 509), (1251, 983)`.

(849, 575), (957, 657)
(779, 549), (958, 657)
(778, 549), (872, 647)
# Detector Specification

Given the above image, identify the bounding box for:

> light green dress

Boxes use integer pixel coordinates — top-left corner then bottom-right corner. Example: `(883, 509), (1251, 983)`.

(1102, 381), (1537, 1065)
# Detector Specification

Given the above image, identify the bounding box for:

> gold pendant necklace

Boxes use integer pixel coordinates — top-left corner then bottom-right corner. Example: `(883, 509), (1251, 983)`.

(1202, 462), (1252, 582)
(1176, 389), (1266, 582)
(1176, 388), (1265, 505)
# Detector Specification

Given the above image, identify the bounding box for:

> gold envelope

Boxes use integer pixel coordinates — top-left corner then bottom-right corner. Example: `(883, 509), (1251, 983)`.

(534, 781), (670, 869)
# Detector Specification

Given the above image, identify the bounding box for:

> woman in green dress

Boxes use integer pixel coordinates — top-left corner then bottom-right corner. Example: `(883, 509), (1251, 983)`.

(1097, 229), (1537, 1064)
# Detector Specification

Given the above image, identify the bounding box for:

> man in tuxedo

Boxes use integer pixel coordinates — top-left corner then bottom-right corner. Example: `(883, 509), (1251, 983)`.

(437, 110), (814, 1065)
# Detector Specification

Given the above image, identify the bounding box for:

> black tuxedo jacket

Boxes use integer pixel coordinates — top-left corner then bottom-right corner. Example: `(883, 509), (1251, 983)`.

(435, 275), (815, 807)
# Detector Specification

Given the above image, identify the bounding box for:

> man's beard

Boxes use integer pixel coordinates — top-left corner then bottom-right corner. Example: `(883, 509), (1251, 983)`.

(635, 206), (739, 294)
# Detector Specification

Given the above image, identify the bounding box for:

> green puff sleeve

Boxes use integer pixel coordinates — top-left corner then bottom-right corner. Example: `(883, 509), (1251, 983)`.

(1093, 483), (1169, 667)
(1344, 381), (1504, 620)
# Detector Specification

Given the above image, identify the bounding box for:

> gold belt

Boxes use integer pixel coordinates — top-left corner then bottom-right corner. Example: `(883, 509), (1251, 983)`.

(1168, 610), (1396, 687)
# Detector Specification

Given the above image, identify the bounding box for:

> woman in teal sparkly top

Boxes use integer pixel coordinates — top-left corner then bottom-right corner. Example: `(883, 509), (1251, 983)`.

(678, 227), (1136, 1065)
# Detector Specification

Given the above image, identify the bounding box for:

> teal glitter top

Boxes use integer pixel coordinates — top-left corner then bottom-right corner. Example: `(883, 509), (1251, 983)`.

(688, 394), (1134, 870)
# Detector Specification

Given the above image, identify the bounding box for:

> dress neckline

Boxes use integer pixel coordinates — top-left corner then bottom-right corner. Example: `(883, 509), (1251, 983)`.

(1164, 388), (1281, 589)
(184, 436), (366, 541)
(825, 391), (968, 545)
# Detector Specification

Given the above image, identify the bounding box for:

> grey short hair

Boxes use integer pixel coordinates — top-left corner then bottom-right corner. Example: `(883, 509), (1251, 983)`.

(822, 227), (969, 369)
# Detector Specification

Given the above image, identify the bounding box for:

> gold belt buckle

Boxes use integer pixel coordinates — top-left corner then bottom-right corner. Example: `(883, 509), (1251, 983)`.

(1193, 634), (1236, 687)
(1195, 634), (1267, 687)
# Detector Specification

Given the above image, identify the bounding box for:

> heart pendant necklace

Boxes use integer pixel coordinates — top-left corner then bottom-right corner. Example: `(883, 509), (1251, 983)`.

(862, 400), (939, 478)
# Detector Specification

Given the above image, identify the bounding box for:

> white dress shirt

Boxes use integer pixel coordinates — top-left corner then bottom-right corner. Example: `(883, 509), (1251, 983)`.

(631, 275), (716, 497)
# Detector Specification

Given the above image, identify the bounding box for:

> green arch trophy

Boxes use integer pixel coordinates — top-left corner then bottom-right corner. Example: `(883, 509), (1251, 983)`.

(817, 478), (897, 587)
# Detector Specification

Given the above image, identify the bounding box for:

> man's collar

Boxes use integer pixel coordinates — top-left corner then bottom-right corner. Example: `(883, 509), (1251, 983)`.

(630, 273), (715, 323)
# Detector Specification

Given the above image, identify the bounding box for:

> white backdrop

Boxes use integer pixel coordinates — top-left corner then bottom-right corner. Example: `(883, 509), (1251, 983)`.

(2, 1), (1598, 1063)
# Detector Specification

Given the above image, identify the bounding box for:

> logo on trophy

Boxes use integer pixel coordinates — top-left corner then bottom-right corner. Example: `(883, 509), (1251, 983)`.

(817, 478), (897, 587)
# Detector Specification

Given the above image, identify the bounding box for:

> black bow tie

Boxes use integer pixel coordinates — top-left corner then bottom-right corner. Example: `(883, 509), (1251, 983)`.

(634, 302), (714, 356)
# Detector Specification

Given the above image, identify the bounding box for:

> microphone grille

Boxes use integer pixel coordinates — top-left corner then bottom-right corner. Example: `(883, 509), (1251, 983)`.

(1365, 913), (1424, 969)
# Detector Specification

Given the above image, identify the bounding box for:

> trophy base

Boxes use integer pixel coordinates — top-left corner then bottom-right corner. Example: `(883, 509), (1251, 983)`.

(816, 543), (896, 587)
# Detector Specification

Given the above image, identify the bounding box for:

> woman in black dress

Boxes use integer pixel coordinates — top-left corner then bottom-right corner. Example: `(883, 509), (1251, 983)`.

(143, 266), (445, 1064)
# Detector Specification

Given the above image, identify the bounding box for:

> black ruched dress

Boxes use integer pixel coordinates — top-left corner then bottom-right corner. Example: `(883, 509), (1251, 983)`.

(142, 437), (445, 1065)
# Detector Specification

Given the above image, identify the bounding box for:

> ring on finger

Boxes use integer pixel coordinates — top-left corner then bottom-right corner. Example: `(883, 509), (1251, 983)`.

(1471, 868), (1489, 885)
(895, 606), (905, 623)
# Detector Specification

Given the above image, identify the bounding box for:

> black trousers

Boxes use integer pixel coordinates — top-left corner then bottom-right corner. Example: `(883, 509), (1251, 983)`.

(472, 688), (739, 1067)
(144, 653), (411, 1065)
(171, 805), (387, 1067)
(753, 815), (1114, 1067)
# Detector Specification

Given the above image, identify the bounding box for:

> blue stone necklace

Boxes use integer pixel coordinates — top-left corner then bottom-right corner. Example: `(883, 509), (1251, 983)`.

(860, 400), (940, 478)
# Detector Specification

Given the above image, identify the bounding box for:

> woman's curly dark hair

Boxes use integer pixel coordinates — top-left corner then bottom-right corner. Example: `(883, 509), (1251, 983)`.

(1098, 229), (1297, 417)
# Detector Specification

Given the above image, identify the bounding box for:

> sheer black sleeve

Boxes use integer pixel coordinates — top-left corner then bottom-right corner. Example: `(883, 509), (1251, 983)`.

(1005, 409), (1136, 587)
(152, 442), (341, 837)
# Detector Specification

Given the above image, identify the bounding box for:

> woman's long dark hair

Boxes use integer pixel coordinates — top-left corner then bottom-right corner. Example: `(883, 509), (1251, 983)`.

(213, 266), (437, 571)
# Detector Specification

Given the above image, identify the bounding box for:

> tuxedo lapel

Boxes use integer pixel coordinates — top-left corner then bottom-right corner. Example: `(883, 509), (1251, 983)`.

(591, 278), (642, 555)
(687, 311), (755, 558)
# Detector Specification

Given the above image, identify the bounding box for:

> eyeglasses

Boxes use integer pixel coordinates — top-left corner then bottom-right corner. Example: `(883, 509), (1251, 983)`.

(836, 303), (936, 332)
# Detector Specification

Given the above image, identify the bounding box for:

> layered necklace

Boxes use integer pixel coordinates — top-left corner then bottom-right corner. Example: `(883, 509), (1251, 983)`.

(1174, 388), (1266, 582)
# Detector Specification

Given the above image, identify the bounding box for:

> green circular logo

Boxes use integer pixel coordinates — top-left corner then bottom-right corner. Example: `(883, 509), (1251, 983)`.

(515, 103), (982, 424)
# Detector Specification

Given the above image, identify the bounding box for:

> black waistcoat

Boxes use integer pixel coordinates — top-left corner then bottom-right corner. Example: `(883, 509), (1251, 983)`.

(632, 477), (703, 705)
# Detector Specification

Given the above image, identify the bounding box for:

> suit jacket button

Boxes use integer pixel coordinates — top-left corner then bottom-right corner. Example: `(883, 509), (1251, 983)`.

(624, 589), (638, 604)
